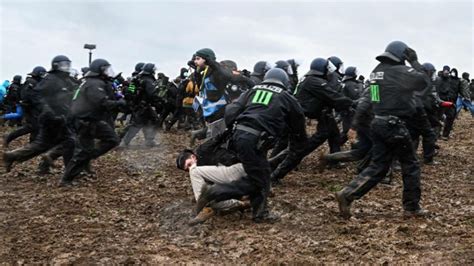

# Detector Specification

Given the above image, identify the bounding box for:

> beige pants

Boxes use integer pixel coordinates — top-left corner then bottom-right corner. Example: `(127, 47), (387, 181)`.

(189, 163), (246, 211)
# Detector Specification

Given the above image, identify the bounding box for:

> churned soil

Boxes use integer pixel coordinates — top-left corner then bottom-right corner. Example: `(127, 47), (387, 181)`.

(1, 112), (472, 264)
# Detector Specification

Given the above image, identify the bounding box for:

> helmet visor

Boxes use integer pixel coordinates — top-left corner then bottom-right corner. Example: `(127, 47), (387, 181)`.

(104, 66), (116, 78)
(57, 61), (71, 73)
(338, 63), (345, 74)
(327, 60), (337, 73)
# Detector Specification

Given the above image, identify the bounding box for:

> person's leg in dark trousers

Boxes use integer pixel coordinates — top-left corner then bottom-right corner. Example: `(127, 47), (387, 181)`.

(270, 116), (331, 181)
(90, 121), (120, 158)
(4, 124), (34, 147)
(407, 109), (436, 163)
(61, 121), (94, 184)
(326, 113), (342, 153)
(3, 121), (64, 171)
(442, 106), (456, 138)
(323, 126), (372, 164)
(337, 119), (421, 217)
(270, 131), (289, 158)
(61, 120), (119, 184)
(122, 112), (145, 146)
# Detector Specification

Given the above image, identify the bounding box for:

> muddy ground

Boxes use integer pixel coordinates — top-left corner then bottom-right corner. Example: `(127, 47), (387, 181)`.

(0, 112), (473, 264)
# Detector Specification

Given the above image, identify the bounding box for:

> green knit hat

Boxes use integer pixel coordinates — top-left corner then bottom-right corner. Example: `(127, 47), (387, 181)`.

(194, 48), (216, 61)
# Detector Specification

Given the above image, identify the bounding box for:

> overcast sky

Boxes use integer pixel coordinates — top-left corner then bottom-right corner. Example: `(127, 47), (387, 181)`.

(1, 0), (473, 81)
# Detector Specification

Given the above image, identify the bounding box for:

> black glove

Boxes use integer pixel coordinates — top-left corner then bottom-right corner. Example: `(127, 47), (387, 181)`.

(404, 47), (418, 62)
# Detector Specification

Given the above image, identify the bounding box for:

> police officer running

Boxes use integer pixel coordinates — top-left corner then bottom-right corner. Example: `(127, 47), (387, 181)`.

(335, 41), (429, 219)
(60, 59), (125, 186)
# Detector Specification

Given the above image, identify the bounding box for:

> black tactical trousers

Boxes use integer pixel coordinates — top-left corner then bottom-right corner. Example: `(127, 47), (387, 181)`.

(339, 118), (421, 211)
(426, 108), (442, 138)
(122, 108), (158, 146)
(441, 105), (456, 138)
(62, 119), (120, 182)
(4, 123), (37, 145)
(269, 131), (288, 158)
(271, 113), (341, 181)
(406, 107), (437, 161)
(199, 130), (271, 219)
(325, 125), (372, 163)
(340, 111), (354, 145)
(5, 119), (74, 167)
(326, 113), (342, 153)
(158, 103), (175, 128)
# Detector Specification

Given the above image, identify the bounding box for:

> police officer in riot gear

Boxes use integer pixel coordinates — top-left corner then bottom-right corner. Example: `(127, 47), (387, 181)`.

(3, 66), (46, 147)
(3, 55), (76, 172)
(60, 58), (125, 186)
(250, 61), (272, 85)
(270, 58), (353, 184)
(287, 59), (300, 92)
(327, 56), (345, 93)
(336, 41), (429, 219)
(220, 60), (255, 102)
(195, 68), (307, 223)
(340, 66), (363, 144)
(121, 63), (160, 147)
(275, 60), (296, 92)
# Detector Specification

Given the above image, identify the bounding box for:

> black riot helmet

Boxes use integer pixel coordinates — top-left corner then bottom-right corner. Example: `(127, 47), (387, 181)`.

(135, 62), (145, 72)
(376, 41), (409, 63)
(262, 68), (290, 89)
(252, 61), (272, 76)
(342, 66), (358, 81)
(328, 56), (344, 74)
(305, 58), (336, 77)
(422, 62), (435, 73)
(275, 60), (293, 76)
(141, 63), (156, 75)
(51, 55), (72, 72)
(12, 75), (22, 84)
(422, 62), (437, 80)
(28, 66), (47, 78)
(87, 58), (114, 78)
(81, 67), (90, 76)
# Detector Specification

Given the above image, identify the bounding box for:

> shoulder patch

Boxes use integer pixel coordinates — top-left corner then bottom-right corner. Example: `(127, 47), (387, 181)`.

(370, 72), (384, 80)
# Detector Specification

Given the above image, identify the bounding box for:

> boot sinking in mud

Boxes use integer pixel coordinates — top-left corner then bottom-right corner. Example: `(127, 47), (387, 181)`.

(335, 190), (352, 220)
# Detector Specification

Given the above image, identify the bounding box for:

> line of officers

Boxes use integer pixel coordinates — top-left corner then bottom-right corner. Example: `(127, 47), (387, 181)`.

(1, 40), (468, 220)
(185, 41), (466, 222)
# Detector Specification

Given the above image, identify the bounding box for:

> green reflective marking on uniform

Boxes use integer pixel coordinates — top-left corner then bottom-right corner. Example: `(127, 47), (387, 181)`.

(252, 90), (262, 103)
(72, 88), (80, 100)
(128, 84), (136, 93)
(370, 84), (380, 102)
(262, 91), (273, 105)
(252, 90), (274, 105)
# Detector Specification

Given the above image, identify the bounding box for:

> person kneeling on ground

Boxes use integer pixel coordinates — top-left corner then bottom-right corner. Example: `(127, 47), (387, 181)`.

(176, 149), (250, 225)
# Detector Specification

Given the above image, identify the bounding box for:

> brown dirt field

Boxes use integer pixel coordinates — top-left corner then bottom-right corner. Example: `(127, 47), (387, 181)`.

(0, 112), (473, 264)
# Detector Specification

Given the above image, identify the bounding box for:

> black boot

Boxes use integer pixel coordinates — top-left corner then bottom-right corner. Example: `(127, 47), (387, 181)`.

(252, 197), (280, 223)
(335, 189), (352, 219)
(3, 152), (14, 173)
(37, 154), (53, 175)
